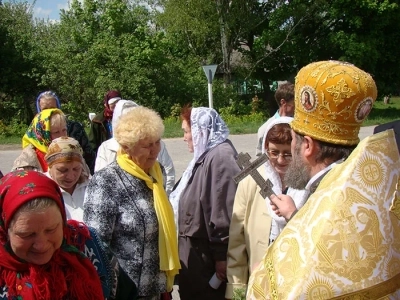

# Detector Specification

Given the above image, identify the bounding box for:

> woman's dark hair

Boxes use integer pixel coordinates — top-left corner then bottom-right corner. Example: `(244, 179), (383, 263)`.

(180, 104), (192, 126)
(265, 123), (292, 147)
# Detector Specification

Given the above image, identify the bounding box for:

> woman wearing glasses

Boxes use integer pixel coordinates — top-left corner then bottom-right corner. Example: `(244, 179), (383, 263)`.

(225, 117), (308, 299)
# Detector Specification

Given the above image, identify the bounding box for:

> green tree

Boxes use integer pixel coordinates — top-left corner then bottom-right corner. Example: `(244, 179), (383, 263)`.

(157, 0), (307, 113)
(0, 0), (44, 123)
(39, 0), (177, 119)
(323, 0), (400, 96)
(246, 0), (400, 97)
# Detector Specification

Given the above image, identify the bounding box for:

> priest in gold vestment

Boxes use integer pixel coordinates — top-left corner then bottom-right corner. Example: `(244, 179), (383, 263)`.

(246, 60), (400, 299)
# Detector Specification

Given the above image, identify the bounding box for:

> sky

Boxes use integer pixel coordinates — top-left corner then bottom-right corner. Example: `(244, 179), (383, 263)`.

(20, 0), (154, 22)
(23, 0), (69, 21)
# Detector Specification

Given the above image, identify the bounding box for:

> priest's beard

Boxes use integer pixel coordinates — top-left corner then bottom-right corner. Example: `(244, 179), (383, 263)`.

(284, 140), (311, 190)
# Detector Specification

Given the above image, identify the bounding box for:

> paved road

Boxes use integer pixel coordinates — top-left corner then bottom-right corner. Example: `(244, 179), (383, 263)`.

(0, 126), (376, 177)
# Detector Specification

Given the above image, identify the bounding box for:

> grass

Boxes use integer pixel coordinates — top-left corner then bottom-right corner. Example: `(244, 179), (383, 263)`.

(1, 97), (399, 144)
(362, 96), (400, 126)
(163, 114), (264, 138)
(0, 136), (22, 145)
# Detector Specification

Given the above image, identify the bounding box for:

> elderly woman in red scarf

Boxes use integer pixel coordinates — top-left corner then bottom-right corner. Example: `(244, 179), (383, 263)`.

(88, 90), (121, 155)
(12, 108), (67, 172)
(0, 170), (137, 299)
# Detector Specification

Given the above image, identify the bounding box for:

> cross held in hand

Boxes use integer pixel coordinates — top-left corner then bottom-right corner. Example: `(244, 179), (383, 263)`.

(234, 152), (275, 198)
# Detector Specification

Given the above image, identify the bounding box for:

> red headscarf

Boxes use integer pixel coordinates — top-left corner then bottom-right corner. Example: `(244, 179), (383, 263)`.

(0, 170), (104, 300)
(103, 90), (121, 121)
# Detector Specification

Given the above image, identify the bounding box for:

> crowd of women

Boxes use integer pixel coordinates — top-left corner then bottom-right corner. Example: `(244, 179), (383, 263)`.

(0, 86), (306, 300)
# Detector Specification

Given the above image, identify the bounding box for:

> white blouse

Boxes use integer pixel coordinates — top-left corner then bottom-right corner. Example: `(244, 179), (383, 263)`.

(45, 172), (88, 221)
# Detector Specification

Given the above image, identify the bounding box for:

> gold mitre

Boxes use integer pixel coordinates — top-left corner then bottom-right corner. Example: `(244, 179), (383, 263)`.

(291, 60), (377, 145)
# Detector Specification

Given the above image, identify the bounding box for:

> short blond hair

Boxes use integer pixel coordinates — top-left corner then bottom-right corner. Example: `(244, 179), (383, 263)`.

(114, 106), (164, 149)
(50, 111), (67, 130)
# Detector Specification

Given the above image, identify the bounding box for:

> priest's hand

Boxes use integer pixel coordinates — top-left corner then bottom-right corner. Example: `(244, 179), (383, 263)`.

(270, 194), (297, 221)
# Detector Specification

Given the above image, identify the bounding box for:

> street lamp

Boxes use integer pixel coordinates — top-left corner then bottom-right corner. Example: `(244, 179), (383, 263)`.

(202, 64), (218, 108)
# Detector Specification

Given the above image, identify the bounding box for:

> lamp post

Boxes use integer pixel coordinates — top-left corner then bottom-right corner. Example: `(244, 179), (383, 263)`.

(202, 64), (218, 108)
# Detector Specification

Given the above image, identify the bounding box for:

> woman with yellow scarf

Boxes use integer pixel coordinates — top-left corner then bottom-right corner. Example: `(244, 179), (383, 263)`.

(83, 106), (180, 300)
(12, 108), (67, 172)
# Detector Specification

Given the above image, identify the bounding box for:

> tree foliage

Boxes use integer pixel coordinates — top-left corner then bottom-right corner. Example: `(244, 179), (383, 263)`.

(0, 1), (43, 123)
(0, 0), (399, 127)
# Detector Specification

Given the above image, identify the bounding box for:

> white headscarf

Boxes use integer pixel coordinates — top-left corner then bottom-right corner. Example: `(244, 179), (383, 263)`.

(261, 117), (309, 242)
(169, 107), (229, 227)
(111, 99), (139, 130)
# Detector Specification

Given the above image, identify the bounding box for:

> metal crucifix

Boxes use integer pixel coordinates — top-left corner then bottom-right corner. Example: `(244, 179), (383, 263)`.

(234, 152), (276, 198)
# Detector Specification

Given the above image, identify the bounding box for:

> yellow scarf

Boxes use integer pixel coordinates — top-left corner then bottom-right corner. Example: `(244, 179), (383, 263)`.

(116, 152), (181, 292)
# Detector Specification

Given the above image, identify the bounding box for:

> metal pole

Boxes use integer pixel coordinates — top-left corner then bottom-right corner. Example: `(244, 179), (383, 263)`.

(208, 83), (213, 108)
(203, 65), (217, 109)
(208, 69), (213, 108)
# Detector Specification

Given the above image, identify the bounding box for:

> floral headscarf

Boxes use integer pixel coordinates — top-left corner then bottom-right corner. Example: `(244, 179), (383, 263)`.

(22, 108), (64, 153)
(45, 136), (84, 167)
(45, 136), (90, 180)
(0, 170), (103, 300)
(169, 107), (229, 226)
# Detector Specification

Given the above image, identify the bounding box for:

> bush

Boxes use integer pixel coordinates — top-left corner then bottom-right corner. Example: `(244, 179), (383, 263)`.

(220, 112), (264, 125)
(163, 116), (182, 138)
(161, 113), (265, 138)
(0, 120), (27, 137)
(170, 104), (182, 117)
(219, 112), (264, 134)
(219, 100), (252, 116)
(232, 287), (247, 300)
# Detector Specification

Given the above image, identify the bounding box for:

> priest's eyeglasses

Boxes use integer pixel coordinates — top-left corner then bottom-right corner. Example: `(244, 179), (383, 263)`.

(266, 150), (292, 161)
